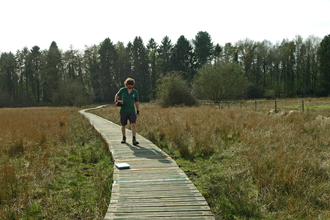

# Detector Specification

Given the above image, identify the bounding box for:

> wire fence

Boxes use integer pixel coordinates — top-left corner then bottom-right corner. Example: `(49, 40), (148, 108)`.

(199, 99), (330, 117)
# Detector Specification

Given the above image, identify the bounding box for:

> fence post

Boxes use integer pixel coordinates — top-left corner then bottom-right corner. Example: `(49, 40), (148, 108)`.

(302, 100), (304, 112)
(275, 99), (277, 112)
(255, 100), (257, 111)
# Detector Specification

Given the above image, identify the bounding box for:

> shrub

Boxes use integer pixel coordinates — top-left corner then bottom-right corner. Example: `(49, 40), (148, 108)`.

(194, 61), (249, 101)
(156, 72), (198, 107)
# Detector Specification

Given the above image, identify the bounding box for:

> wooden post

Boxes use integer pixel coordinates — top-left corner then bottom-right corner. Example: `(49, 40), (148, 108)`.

(240, 102), (242, 109)
(255, 100), (257, 111)
(302, 100), (304, 112)
(275, 99), (277, 112)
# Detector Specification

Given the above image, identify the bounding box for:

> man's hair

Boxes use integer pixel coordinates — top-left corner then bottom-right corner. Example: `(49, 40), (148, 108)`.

(124, 78), (135, 86)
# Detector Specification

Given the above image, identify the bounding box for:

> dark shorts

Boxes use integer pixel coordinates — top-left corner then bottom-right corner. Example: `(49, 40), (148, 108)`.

(120, 112), (137, 126)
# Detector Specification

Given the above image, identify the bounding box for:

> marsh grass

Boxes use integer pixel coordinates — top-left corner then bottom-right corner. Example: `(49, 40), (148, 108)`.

(93, 99), (330, 219)
(0, 107), (113, 219)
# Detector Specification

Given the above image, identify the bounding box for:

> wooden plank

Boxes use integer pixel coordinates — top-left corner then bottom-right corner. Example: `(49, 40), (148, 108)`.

(112, 149), (170, 161)
(104, 211), (214, 218)
(112, 183), (198, 192)
(109, 206), (211, 212)
(113, 159), (178, 170)
(109, 200), (209, 207)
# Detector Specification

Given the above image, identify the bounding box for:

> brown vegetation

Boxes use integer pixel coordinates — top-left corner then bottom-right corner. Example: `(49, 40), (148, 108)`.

(93, 100), (330, 219)
(0, 107), (112, 219)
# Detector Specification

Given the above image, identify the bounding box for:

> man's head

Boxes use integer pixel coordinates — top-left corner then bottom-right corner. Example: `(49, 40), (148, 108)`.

(124, 78), (135, 88)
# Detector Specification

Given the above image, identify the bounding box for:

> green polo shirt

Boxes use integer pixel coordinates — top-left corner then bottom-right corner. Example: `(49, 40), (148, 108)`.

(117, 87), (139, 113)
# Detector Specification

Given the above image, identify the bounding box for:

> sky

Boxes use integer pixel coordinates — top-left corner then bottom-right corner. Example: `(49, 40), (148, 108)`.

(1, 0), (330, 54)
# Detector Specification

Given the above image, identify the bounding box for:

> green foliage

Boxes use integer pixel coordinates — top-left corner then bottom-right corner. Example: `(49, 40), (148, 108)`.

(53, 79), (90, 107)
(318, 34), (330, 95)
(157, 36), (173, 73)
(171, 35), (196, 83)
(99, 38), (118, 103)
(156, 72), (198, 107)
(193, 31), (213, 67)
(43, 41), (62, 104)
(2, 33), (330, 107)
(132, 37), (150, 101)
(194, 61), (249, 101)
(207, 174), (260, 219)
(147, 38), (158, 99)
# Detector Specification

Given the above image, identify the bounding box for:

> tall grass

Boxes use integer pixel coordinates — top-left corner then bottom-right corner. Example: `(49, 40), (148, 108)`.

(93, 100), (330, 219)
(0, 107), (113, 219)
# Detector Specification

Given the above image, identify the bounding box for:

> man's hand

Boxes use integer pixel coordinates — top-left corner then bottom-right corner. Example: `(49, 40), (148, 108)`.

(136, 110), (140, 116)
(114, 100), (124, 107)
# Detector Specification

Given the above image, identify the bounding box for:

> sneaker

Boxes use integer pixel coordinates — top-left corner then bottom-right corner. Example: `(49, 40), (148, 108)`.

(121, 136), (126, 144)
(133, 139), (139, 146)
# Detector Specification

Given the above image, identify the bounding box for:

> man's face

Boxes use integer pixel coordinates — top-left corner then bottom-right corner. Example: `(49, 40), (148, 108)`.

(127, 83), (134, 88)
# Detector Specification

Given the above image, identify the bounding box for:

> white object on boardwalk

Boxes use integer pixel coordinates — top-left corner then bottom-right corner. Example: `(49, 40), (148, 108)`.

(115, 163), (130, 169)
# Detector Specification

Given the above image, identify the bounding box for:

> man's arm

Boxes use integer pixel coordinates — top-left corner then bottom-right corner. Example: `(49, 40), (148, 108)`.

(114, 94), (119, 102)
(135, 102), (140, 115)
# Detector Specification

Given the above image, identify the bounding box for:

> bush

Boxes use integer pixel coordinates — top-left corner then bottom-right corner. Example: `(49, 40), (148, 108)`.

(156, 72), (198, 107)
(194, 61), (249, 101)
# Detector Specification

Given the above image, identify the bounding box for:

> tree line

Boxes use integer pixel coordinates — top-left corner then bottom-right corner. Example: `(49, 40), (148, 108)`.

(1, 31), (330, 107)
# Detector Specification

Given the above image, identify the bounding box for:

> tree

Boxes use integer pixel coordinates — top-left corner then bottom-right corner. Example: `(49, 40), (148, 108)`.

(116, 41), (131, 87)
(171, 35), (196, 83)
(223, 42), (236, 62)
(318, 34), (330, 95)
(147, 38), (158, 99)
(62, 46), (83, 81)
(157, 36), (173, 73)
(0, 52), (17, 106)
(156, 72), (198, 107)
(16, 47), (30, 104)
(194, 61), (249, 101)
(256, 40), (273, 97)
(132, 36), (149, 101)
(43, 41), (62, 104)
(236, 38), (257, 82)
(280, 39), (296, 97)
(29, 46), (42, 103)
(83, 44), (101, 102)
(213, 43), (222, 65)
(305, 35), (321, 95)
(192, 31), (213, 68)
(98, 38), (118, 102)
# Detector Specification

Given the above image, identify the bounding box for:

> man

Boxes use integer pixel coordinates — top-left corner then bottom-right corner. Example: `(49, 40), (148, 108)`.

(114, 78), (140, 145)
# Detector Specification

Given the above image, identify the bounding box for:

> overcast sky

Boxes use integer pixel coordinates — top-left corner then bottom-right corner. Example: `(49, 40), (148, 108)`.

(1, 0), (330, 54)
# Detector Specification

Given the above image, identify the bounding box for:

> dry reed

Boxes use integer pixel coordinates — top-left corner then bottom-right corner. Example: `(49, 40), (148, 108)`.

(0, 107), (112, 219)
(93, 101), (330, 219)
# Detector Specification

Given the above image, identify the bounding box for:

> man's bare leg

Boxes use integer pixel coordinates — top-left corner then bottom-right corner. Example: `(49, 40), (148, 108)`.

(121, 125), (126, 143)
(131, 123), (136, 137)
(131, 123), (139, 145)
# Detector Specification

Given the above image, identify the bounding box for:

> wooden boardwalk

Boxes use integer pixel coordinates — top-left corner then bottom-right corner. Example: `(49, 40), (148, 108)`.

(80, 107), (215, 220)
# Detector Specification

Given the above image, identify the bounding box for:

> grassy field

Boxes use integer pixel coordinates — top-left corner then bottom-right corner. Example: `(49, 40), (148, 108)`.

(92, 98), (330, 220)
(0, 107), (113, 219)
(1, 99), (330, 219)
